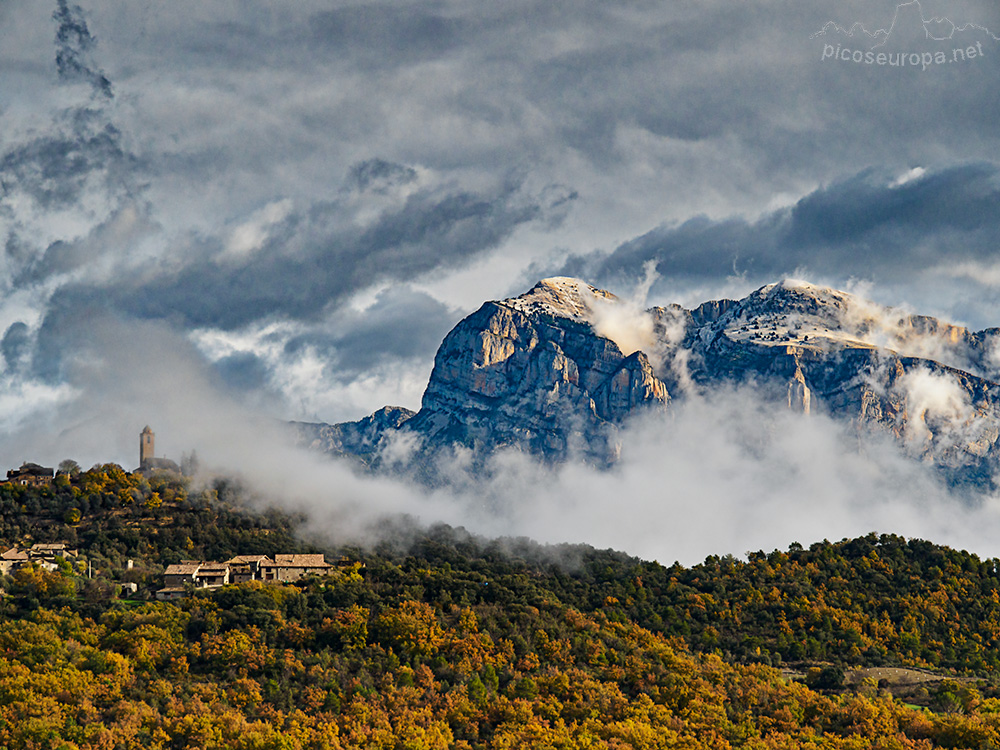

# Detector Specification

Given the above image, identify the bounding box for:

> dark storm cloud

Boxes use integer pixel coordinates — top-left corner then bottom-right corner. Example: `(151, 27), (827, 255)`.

(348, 159), (418, 194)
(214, 351), (272, 393)
(91, 174), (572, 330)
(0, 108), (132, 211)
(42, 0), (997, 237)
(284, 286), (458, 378)
(306, 5), (465, 68)
(53, 0), (113, 98)
(29, 287), (96, 384)
(3, 233), (36, 272)
(786, 165), (1000, 246)
(522, 23), (765, 155)
(570, 163), (1000, 289)
(16, 203), (154, 285)
(1, 1), (135, 273)
(1, 323), (30, 373)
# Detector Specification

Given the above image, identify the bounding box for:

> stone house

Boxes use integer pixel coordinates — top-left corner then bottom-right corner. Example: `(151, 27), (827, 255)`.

(4, 463), (54, 488)
(28, 543), (77, 561)
(226, 555), (271, 583)
(157, 553), (335, 599)
(158, 561), (229, 600)
(0, 542), (78, 574)
(162, 562), (203, 588)
(0, 547), (28, 575)
(155, 587), (187, 601)
(196, 562), (230, 588)
(260, 554), (332, 582)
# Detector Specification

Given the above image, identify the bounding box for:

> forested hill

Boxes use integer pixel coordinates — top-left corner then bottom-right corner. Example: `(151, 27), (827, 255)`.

(5, 470), (1000, 746)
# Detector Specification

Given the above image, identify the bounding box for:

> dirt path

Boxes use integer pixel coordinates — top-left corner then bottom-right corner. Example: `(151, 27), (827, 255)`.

(847, 667), (950, 686)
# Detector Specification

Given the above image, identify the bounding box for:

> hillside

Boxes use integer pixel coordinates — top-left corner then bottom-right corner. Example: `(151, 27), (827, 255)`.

(6, 476), (1000, 746)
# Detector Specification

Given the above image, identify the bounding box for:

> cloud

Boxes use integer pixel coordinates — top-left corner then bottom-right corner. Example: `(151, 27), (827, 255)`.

(305, 5), (466, 70)
(894, 368), (974, 452)
(584, 264), (659, 358)
(396, 384), (1000, 565)
(212, 351), (272, 394)
(1, 323), (31, 373)
(0, 3), (141, 309)
(222, 199), (294, 260)
(784, 164), (999, 253)
(297, 286), (459, 378)
(53, 0), (113, 98)
(17, 202), (157, 286)
(67, 169), (571, 331)
(183, 285), (458, 420)
(347, 158), (419, 195)
(554, 163), (1000, 323)
(0, 108), (133, 214)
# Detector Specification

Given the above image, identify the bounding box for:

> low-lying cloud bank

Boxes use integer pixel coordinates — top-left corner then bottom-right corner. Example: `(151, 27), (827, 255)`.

(406, 388), (1000, 565)
(223, 380), (1000, 566)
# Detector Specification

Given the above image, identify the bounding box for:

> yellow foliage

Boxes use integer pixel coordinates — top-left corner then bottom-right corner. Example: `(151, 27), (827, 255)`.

(376, 601), (445, 658)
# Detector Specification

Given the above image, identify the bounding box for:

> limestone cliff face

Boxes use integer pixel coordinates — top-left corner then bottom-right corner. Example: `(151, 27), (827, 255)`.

(405, 279), (670, 461)
(300, 277), (1000, 485)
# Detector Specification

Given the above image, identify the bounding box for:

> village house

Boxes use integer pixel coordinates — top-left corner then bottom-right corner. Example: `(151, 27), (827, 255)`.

(155, 587), (187, 601)
(227, 554), (270, 583)
(162, 562), (202, 588)
(156, 553), (335, 600)
(28, 543), (78, 561)
(0, 542), (78, 575)
(3, 463), (54, 488)
(0, 547), (28, 575)
(260, 554), (332, 582)
(158, 561), (220, 601)
(196, 562), (230, 588)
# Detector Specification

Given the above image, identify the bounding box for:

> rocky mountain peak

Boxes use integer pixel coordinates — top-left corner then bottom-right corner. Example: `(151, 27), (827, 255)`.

(708, 279), (872, 351)
(709, 280), (985, 372)
(741, 279), (855, 319)
(504, 276), (617, 322)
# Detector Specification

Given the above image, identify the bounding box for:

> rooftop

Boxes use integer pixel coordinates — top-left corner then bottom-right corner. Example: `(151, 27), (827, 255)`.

(272, 554), (330, 567)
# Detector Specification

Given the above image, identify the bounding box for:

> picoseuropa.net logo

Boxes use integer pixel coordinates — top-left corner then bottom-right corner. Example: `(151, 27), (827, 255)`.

(811, 0), (997, 71)
(821, 41), (985, 70)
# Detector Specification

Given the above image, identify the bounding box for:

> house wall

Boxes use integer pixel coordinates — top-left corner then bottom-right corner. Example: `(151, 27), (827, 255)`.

(261, 566), (328, 582)
(8, 474), (51, 487)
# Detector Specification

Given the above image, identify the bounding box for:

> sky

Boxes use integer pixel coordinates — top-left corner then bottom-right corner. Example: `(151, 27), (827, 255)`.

(1, 0), (999, 562)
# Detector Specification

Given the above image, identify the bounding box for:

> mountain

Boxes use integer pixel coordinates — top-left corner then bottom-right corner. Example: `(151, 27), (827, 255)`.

(291, 405), (415, 466)
(298, 277), (1000, 485)
(686, 281), (1000, 482)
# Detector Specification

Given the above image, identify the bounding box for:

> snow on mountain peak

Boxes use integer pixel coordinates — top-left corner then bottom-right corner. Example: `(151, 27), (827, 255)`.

(710, 280), (990, 378)
(504, 277), (617, 322)
(499, 276), (995, 381)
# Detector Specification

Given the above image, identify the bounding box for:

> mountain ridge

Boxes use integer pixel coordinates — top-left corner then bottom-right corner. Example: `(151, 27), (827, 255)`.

(298, 277), (1000, 486)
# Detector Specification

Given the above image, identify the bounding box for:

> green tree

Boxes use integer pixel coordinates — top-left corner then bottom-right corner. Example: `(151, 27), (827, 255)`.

(10, 563), (76, 603)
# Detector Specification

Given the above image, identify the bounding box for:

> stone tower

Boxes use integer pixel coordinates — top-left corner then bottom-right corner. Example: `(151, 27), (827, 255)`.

(140, 426), (155, 467)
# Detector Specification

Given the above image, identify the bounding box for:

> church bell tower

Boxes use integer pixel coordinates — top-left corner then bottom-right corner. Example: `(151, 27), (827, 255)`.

(140, 426), (155, 467)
